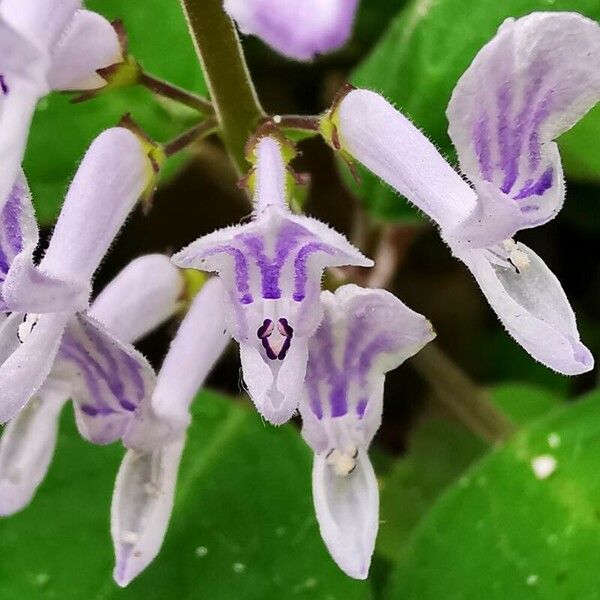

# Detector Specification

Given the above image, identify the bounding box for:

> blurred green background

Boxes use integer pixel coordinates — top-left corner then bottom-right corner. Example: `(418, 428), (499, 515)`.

(1, 0), (599, 598)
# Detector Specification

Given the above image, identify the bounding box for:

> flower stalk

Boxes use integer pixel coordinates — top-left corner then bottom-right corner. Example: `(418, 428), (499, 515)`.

(139, 71), (214, 114)
(179, 0), (265, 174)
(163, 118), (219, 157)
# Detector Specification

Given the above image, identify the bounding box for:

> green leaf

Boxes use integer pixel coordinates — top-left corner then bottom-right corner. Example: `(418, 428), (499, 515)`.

(0, 391), (370, 600)
(377, 384), (561, 564)
(349, 0), (600, 221)
(384, 390), (600, 599)
(24, 0), (207, 224)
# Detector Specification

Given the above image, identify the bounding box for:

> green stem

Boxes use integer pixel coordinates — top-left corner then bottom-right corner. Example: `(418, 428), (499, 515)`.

(410, 343), (517, 445)
(139, 72), (214, 115)
(163, 118), (219, 157)
(179, 0), (265, 175)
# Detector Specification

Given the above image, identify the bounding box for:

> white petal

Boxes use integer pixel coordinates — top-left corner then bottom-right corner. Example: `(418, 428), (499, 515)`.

(111, 436), (185, 587)
(0, 313), (68, 422)
(90, 255), (183, 343)
(459, 243), (593, 375)
(40, 127), (153, 284)
(0, 0), (81, 51)
(0, 388), (68, 515)
(312, 449), (379, 579)
(126, 278), (230, 451)
(49, 10), (122, 91)
(3, 246), (90, 314)
(337, 88), (476, 230)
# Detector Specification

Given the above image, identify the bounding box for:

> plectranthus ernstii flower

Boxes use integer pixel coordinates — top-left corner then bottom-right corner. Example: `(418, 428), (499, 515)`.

(0, 254), (183, 515)
(111, 277), (230, 587)
(327, 12), (600, 375)
(299, 285), (435, 579)
(0, 0), (123, 213)
(172, 135), (372, 425)
(0, 126), (158, 424)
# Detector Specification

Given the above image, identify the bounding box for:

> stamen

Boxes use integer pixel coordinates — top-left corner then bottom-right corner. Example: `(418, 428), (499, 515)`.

(326, 445), (359, 477)
(17, 314), (40, 343)
(502, 239), (531, 273)
(256, 318), (294, 360)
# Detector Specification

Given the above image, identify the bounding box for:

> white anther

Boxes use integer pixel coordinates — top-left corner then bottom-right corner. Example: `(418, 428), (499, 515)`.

(17, 313), (40, 343)
(502, 239), (530, 273)
(326, 445), (358, 477)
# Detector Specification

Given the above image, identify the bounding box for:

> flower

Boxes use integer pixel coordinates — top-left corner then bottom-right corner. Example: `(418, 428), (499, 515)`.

(329, 12), (600, 375)
(0, 0), (122, 211)
(111, 277), (230, 587)
(0, 127), (156, 423)
(224, 0), (359, 61)
(172, 136), (372, 424)
(0, 254), (183, 516)
(299, 284), (434, 578)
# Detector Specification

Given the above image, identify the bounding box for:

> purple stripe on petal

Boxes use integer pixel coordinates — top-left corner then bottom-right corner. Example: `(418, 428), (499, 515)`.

(0, 74), (9, 95)
(3, 185), (24, 255)
(121, 352), (146, 403)
(204, 246), (253, 304)
(497, 83), (519, 194)
(80, 404), (117, 417)
(513, 167), (553, 200)
(356, 398), (368, 418)
(293, 243), (335, 302)
(528, 93), (553, 172)
(329, 382), (348, 418)
(473, 113), (493, 182)
(241, 235), (281, 299)
(59, 342), (111, 412)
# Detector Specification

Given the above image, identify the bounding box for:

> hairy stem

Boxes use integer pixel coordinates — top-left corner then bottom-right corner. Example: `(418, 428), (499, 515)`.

(139, 72), (214, 114)
(180, 0), (265, 174)
(163, 118), (219, 157)
(276, 114), (321, 132)
(410, 343), (516, 445)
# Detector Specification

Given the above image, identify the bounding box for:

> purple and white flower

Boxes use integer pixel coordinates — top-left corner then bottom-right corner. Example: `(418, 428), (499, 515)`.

(299, 284), (434, 579)
(0, 254), (183, 516)
(332, 12), (600, 375)
(0, 127), (156, 423)
(173, 136), (372, 425)
(224, 0), (359, 61)
(111, 277), (230, 587)
(0, 0), (122, 211)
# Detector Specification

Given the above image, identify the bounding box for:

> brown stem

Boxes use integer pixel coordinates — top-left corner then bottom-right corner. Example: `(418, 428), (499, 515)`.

(139, 72), (214, 114)
(410, 343), (517, 445)
(163, 118), (219, 157)
(276, 114), (320, 132)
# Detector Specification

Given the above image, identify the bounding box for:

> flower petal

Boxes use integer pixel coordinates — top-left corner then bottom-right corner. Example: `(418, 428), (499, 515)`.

(0, 79), (43, 215)
(0, 386), (68, 515)
(40, 127), (153, 284)
(125, 278), (230, 451)
(55, 313), (155, 445)
(459, 242), (593, 375)
(0, 0), (81, 51)
(0, 173), (38, 286)
(3, 246), (90, 313)
(0, 312), (68, 422)
(312, 449), (378, 579)
(300, 285), (435, 443)
(337, 89), (477, 231)
(111, 435), (185, 587)
(49, 10), (122, 91)
(447, 12), (600, 229)
(224, 0), (358, 61)
(90, 255), (183, 343)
